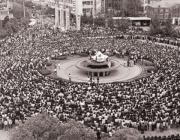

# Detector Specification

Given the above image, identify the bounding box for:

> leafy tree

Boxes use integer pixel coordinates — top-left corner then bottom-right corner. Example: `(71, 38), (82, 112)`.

(2, 16), (10, 28)
(12, 1), (30, 19)
(10, 113), (96, 140)
(150, 15), (162, 35)
(10, 113), (61, 140)
(94, 17), (105, 27)
(44, 7), (55, 16)
(122, 0), (143, 17)
(25, 1), (34, 8)
(35, 5), (42, 11)
(108, 18), (114, 29)
(81, 15), (93, 25)
(162, 16), (174, 37)
(116, 18), (130, 32)
(0, 28), (8, 39)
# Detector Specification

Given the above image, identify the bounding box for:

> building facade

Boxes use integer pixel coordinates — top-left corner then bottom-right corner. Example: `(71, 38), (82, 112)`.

(142, 0), (162, 15)
(146, 0), (180, 23)
(82, 0), (94, 16)
(104, 0), (144, 17)
(80, 0), (104, 17)
(146, 6), (171, 21)
(54, 0), (83, 30)
(0, 0), (10, 20)
(55, 0), (73, 30)
(104, 0), (123, 17)
(171, 4), (180, 25)
(82, 0), (103, 17)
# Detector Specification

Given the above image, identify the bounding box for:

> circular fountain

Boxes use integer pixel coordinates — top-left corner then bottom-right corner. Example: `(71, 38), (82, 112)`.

(76, 51), (121, 77)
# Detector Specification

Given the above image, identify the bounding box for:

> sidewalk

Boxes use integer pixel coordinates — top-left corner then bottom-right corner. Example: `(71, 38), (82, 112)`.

(142, 128), (180, 137)
(0, 130), (10, 140)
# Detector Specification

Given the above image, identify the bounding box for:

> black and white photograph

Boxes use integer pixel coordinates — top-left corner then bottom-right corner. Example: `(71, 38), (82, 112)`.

(0, 0), (180, 140)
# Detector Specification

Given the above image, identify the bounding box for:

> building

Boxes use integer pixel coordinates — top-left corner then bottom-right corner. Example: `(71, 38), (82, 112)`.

(55, 0), (73, 30)
(142, 0), (161, 15)
(82, 0), (94, 16)
(146, 0), (180, 23)
(171, 4), (180, 25)
(0, 0), (10, 20)
(104, 0), (124, 17)
(82, 0), (102, 17)
(54, 0), (84, 30)
(104, 0), (144, 18)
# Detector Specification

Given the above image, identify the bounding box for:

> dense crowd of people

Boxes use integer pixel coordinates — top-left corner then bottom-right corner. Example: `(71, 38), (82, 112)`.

(0, 25), (180, 137)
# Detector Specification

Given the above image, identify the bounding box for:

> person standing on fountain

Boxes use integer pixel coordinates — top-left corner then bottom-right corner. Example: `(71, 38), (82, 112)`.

(97, 75), (99, 85)
(68, 73), (71, 82)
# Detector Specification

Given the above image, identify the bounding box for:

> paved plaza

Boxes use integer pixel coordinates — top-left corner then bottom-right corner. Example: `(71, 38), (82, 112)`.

(49, 56), (143, 83)
(0, 130), (9, 140)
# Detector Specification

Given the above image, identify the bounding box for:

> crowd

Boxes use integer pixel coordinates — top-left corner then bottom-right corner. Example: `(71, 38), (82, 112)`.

(0, 25), (180, 137)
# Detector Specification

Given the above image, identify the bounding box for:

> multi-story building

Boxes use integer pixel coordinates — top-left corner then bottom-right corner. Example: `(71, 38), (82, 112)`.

(82, 0), (94, 16)
(171, 4), (180, 25)
(0, 0), (10, 20)
(48, 0), (101, 17)
(142, 0), (161, 15)
(146, 0), (180, 23)
(82, 0), (103, 17)
(54, 0), (73, 30)
(171, 4), (180, 18)
(104, 0), (144, 17)
(146, 6), (170, 21)
(104, 0), (123, 17)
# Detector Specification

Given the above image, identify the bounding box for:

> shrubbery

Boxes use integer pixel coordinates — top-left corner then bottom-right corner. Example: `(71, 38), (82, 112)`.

(10, 113), (142, 140)
(0, 2), (30, 39)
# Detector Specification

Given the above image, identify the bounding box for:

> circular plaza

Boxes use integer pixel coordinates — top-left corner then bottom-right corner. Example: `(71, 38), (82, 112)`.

(48, 56), (144, 83)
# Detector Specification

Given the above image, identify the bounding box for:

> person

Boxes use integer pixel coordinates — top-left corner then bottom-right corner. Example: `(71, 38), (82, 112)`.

(96, 128), (101, 140)
(0, 23), (180, 135)
(68, 73), (71, 82)
(97, 76), (99, 85)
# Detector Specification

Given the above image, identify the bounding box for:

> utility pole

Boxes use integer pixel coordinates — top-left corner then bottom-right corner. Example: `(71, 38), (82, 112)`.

(105, 0), (109, 28)
(23, 0), (26, 18)
(92, 0), (96, 27)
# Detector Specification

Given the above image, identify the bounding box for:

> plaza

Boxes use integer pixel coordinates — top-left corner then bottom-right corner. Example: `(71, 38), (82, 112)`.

(1, 0), (180, 140)
(48, 56), (144, 83)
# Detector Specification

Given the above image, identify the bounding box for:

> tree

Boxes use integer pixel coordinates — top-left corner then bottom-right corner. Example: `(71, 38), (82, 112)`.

(150, 15), (162, 35)
(2, 16), (10, 28)
(12, 1), (30, 19)
(10, 113), (96, 140)
(81, 15), (93, 25)
(25, 1), (34, 8)
(94, 17), (105, 27)
(116, 18), (130, 32)
(10, 113), (61, 140)
(0, 28), (8, 39)
(108, 17), (114, 29)
(162, 16), (174, 37)
(44, 7), (55, 17)
(123, 0), (143, 17)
